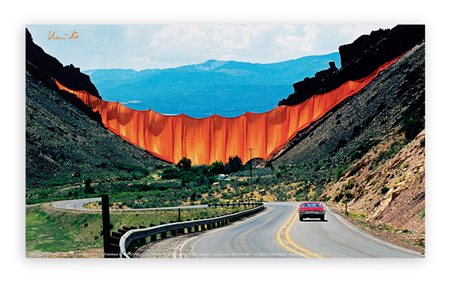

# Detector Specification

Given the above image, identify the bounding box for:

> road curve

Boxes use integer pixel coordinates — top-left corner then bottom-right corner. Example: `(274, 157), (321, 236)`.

(51, 198), (101, 211)
(138, 202), (422, 258)
(280, 203), (421, 258)
(51, 198), (208, 212)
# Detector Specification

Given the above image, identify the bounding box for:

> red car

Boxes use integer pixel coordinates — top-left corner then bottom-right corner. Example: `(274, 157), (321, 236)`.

(298, 202), (326, 221)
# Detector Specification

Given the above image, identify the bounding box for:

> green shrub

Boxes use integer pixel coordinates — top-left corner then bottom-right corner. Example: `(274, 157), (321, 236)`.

(332, 164), (347, 182)
(380, 186), (390, 195)
(420, 138), (425, 148)
(225, 156), (243, 173)
(419, 208), (425, 220)
(176, 157), (192, 170)
(344, 191), (354, 201)
(350, 142), (375, 160)
(334, 193), (344, 202)
(401, 112), (424, 141)
(161, 166), (180, 179)
(209, 161), (225, 174)
(342, 180), (356, 190)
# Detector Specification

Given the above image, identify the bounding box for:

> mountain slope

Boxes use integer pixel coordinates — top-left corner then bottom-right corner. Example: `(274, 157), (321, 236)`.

(26, 30), (166, 190)
(322, 130), (425, 248)
(84, 53), (340, 117)
(270, 43), (424, 169)
(26, 72), (166, 190)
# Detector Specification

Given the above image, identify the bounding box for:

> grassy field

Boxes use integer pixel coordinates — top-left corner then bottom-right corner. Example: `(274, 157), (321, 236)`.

(26, 205), (245, 253)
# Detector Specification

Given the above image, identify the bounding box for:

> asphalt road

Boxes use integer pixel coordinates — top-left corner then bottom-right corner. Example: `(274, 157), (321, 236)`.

(51, 198), (101, 211)
(51, 198), (208, 211)
(138, 202), (422, 258)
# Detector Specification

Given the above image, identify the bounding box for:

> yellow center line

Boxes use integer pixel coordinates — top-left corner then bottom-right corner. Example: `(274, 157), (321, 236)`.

(276, 216), (310, 258)
(276, 209), (324, 258)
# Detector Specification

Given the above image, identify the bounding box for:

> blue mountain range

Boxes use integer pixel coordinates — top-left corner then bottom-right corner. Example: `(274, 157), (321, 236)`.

(84, 53), (340, 118)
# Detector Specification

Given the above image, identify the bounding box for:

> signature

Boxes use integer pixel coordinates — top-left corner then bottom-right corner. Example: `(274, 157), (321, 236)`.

(48, 30), (79, 40)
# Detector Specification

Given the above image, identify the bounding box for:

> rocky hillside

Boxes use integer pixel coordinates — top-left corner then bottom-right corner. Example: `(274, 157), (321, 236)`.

(267, 31), (425, 250)
(26, 72), (166, 190)
(279, 25), (424, 106)
(321, 130), (425, 248)
(26, 31), (166, 190)
(269, 42), (424, 175)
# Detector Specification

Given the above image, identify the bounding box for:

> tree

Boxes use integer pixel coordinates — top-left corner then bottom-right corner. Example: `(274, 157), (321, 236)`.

(176, 157), (192, 170)
(225, 155), (243, 173)
(209, 161), (225, 174)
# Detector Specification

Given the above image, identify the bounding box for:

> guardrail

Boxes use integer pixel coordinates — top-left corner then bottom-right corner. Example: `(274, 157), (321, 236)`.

(207, 202), (261, 208)
(118, 203), (264, 258)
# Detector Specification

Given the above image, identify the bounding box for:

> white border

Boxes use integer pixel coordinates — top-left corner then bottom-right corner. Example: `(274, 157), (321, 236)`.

(2, 0), (449, 282)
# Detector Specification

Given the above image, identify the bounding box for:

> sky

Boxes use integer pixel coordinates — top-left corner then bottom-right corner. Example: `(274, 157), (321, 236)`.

(27, 24), (395, 71)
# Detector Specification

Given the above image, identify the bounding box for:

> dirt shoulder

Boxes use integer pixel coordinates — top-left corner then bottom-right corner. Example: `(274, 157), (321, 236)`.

(328, 203), (424, 255)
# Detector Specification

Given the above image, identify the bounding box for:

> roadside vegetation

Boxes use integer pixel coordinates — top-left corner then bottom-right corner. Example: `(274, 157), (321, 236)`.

(26, 156), (334, 208)
(340, 209), (425, 253)
(26, 205), (245, 253)
(26, 156), (248, 207)
(27, 127), (421, 210)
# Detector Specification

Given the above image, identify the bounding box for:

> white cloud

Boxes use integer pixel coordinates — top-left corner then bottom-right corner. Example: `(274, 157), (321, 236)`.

(337, 24), (395, 41)
(144, 24), (323, 66)
(28, 24), (396, 70)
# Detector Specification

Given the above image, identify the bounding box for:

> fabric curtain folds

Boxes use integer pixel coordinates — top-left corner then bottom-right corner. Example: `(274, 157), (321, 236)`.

(53, 55), (400, 165)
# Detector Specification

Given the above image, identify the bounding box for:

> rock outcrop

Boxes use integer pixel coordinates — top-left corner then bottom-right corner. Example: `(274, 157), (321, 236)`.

(26, 29), (100, 98)
(279, 24), (425, 106)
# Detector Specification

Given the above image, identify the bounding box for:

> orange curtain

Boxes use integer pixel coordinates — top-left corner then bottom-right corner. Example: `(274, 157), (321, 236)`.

(54, 56), (400, 165)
